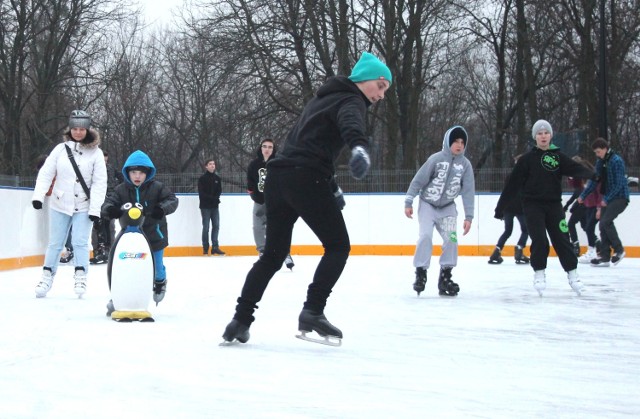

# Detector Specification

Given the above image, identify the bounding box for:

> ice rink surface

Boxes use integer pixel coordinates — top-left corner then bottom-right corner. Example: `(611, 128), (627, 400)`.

(1, 255), (638, 418)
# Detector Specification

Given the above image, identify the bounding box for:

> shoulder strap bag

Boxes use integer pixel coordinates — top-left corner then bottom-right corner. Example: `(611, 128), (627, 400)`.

(65, 144), (91, 198)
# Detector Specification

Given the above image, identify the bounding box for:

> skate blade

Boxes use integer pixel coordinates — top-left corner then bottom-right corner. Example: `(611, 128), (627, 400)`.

(219, 340), (244, 347)
(296, 331), (342, 347)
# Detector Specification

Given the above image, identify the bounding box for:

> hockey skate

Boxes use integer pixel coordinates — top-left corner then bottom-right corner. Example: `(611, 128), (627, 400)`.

(578, 247), (596, 264)
(413, 267), (427, 296)
(488, 247), (503, 264)
(514, 245), (530, 264)
(153, 279), (167, 305)
(59, 247), (74, 264)
(533, 270), (546, 296)
(90, 246), (109, 264)
(220, 319), (250, 345)
(296, 309), (342, 346)
(612, 250), (625, 266)
(284, 254), (295, 270)
(73, 267), (87, 297)
(590, 257), (610, 267)
(437, 267), (459, 297)
(35, 267), (54, 298)
(567, 270), (583, 296)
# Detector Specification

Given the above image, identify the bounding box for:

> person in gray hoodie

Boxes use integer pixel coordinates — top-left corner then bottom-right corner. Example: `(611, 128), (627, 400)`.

(404, 126), (475, 297)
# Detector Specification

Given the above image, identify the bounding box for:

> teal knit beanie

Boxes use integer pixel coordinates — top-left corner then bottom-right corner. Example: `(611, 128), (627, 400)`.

(348, 52), (392, 86)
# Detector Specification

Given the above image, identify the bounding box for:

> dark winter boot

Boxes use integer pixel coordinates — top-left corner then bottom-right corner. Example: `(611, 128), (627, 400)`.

(298, 309), (343, 338)
(438, 267), (459, 297)
(203, 245), (209, 255)
(514, 245), (530, 264)
(488, 247), (503, 264)
(413, 267), (427, 296)
(222, 319), (251, 344)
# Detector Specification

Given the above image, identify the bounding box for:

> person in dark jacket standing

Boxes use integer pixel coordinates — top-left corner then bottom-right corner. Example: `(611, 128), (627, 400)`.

(247, 138), (294, 269)
(578, 138), (630, 267)
(198, 159), (225, 255)
(101, 150), (179, 307)
(495, 120), (594, 297)
(222, 51), (392, 346)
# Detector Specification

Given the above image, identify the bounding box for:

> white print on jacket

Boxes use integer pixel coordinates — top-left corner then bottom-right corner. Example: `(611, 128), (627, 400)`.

(258, 167), (267, 192)
(425, 161), (464, 202)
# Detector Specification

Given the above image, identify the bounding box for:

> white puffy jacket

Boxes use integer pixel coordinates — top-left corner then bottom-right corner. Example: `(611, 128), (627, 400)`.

(33, 130), (107, 217)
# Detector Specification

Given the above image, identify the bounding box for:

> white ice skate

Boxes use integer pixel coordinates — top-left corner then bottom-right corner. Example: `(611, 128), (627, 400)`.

(567, 270), (584, 296)
(35, 269), (54, 298)
(578, 247), (596, 264)
(73, 267), (87, 297)
(533, 270), (546, 297)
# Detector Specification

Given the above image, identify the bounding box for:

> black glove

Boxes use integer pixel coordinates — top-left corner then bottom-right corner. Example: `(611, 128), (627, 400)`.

(334, 187), (346, 210)
(348, 146), (371, 180)
(106, 206), (123, 219)
(150, 205), (164, 219)
(89, 215), (100, 222)
(32, 200), (43, 210)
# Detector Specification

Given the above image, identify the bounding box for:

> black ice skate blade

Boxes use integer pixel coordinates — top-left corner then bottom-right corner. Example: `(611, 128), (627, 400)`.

(296, 331), (342, 347)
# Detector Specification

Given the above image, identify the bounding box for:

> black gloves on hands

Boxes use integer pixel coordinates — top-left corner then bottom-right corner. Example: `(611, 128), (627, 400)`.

(89, 215), (100, 222)
(349, 146), (371, 180)
(32, 200), (43, 210)
(106, 206), (123, 219)
(334, 187), (346, 210)
(150, 205), (164, 219)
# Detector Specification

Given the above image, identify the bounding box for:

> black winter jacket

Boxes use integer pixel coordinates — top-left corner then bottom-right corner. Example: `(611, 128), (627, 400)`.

(268, 75), (371, 177)
(247, 144), (277, 205)
(495, 145), (594, 218)
(198, 171), (222, 209)
(101, 180), (179, 251)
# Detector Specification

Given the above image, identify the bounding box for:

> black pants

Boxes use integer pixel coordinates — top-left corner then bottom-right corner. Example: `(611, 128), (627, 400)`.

(234, 167), (350, 326)
(599, 198), (628, 260)
(524, 201), (577, 272)
(496, 212), (528, 249)
(567, 203), (586, 243)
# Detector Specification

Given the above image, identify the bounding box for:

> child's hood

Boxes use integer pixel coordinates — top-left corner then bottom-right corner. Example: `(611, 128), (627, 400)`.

(122, 150), (157, 184)
(441, 126), (469, 155)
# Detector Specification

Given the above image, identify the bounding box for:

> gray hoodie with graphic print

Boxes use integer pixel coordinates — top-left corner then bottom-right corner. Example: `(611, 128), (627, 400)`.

(404, 126), (475, 221)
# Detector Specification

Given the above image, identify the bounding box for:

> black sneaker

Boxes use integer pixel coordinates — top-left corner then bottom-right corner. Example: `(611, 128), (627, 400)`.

(611, 251), (626, 265)
(211, 247), (226, 255)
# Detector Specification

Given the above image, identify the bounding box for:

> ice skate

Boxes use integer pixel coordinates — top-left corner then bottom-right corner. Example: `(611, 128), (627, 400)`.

(514, 245), (530, 264)
(413, 267), (427, 296)
(488, 247), (503, 264)
(296, 309), (342, 346)
(533, 270), (546, 296)
(590, 257), (610, 267)
(284, 254), (295, 270)
(106, 299), (115, 316)
(35, 268), (54, 298)
(571, 241), (580, 257)
(567, 270), (583, 296)
(153, 279), (167, 304)
(578, 247), (596, 264)
(220, 319), (250, 345)
(437, 267), (459, 297)
(59, 247), (74, 264)
(90, 246), (108, 265)
(73, 267), (87, 297)
(612, 250), (625, 266)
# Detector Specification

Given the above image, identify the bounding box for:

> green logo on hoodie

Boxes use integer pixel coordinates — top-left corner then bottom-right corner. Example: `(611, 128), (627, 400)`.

(541, 152), (560, 171)
(559, 219), (569, 233)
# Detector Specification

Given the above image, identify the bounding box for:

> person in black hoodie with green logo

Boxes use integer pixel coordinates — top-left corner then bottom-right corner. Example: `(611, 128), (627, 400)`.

(222, 52), (392, 346)
(495, 120), (595, 297)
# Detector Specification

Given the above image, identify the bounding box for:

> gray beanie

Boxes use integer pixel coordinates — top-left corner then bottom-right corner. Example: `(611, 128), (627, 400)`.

(69, 110), (91, 129)
(531, 119), (553, 139)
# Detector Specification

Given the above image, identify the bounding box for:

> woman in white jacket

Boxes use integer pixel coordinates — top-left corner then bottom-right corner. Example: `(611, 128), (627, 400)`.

(31, 110), (108, 298)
